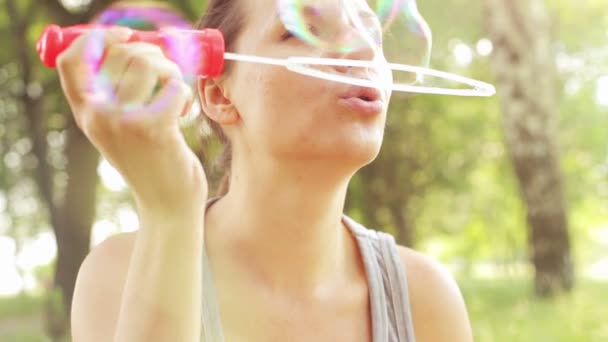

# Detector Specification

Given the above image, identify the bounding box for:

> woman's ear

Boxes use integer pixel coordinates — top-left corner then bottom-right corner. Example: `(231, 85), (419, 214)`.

(197, 77), (240, 125)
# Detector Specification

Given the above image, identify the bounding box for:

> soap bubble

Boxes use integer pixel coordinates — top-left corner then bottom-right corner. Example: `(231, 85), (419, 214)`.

(277, 0), (432, 86)
(83, 2), (197, 111)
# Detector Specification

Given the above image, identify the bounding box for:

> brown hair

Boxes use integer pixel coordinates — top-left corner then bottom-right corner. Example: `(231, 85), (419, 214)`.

(196, 0), (245, 196)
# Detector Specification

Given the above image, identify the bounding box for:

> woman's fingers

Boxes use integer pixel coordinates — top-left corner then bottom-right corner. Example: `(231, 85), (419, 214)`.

(56, 27), (192, 146)
(113, 55), (158, 106)
(54, 27), (209, 217)
(57, 27), (133, 109)
(122, 77), (193, 127)
(84, 68), (191, 142)
(153, 78), (194, 121)
(99, 42), (169, 101)
(114, 53), (183, 107)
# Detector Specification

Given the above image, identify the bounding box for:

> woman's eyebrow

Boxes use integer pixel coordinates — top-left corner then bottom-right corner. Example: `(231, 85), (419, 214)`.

(273, 7), (382, 30)
(274, 4), (326, 22)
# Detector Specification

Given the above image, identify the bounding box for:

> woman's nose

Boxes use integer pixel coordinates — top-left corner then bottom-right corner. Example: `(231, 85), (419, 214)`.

(329, 44), (379, 74)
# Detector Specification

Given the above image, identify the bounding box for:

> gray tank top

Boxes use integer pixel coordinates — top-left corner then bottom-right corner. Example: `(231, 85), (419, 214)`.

(200, 200), (416, 342)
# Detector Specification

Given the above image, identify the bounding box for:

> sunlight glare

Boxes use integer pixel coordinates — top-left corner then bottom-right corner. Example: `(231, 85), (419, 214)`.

(595, 75), (608, 106)
(453, 42), (473, 67)
(0, 236), (22, 296)
(92, 219), (119, 246)
(98, 159), (127, 191)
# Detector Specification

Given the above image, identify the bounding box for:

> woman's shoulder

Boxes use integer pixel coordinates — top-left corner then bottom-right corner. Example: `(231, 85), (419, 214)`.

(81, 231), (137, 272)
(74, 229), (137, 279)
(396, 246), (474, 342)
(344, 217), (473, 341)
(71, 232), (137, 340)
(74, 231), (137, 296)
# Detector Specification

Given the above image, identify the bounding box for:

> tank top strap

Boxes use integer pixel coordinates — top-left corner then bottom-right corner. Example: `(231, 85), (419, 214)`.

(201, 197), (225, 342)
(342, 216), (417, 342)
(201, 249), (225, 341)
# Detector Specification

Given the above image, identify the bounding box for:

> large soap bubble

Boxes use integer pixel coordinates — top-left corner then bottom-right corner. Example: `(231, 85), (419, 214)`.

(277, 0), (431, 87)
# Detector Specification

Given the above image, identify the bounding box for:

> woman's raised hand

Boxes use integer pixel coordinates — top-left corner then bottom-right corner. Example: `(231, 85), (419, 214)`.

(57, 27), (209, 223)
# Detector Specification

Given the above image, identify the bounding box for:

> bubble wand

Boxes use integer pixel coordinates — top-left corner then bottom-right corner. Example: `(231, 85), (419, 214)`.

(37, 24), (496, 97)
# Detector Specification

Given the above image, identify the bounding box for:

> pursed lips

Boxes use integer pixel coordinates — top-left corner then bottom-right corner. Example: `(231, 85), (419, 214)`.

(337, 85), (385, 116)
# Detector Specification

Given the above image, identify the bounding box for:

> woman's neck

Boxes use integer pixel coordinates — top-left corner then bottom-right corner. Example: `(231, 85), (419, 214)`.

(204, 160), (358, 297)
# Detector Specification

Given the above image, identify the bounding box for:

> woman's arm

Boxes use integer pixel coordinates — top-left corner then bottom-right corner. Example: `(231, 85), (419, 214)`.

(71, 215), (204, 342)
(57, 27), (209, 342)
(113, 214), (205, 342)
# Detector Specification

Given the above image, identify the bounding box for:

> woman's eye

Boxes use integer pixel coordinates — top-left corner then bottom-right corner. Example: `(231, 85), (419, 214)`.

(280, 25), (318, 42)
(281, 30), (296, 41)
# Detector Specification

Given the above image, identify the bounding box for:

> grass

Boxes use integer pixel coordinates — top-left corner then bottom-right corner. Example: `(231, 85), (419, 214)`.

(0, 294), (46, 342)
(0, 278), (606, 341)
(459, 278), (608, 342)
(0, 295), (44, 320)
(0, 332), (48, 342)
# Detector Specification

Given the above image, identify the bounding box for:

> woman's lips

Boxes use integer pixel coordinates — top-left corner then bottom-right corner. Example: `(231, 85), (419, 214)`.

(338, 86), (384, 116)
(337, 97), (384, 116)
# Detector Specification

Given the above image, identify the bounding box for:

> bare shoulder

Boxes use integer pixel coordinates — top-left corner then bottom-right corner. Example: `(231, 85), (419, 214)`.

(71, 231), (137, 342)
(397, 246), (474, 342)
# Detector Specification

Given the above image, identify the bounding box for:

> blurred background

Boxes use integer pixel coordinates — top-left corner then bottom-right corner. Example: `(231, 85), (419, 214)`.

(0, 0), (607, 341)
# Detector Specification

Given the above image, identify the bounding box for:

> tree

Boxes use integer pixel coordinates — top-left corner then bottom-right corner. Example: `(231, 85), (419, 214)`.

(484, 0), (574, 296)
(347, 96), (438, 247)
(3, 0), (122, 337)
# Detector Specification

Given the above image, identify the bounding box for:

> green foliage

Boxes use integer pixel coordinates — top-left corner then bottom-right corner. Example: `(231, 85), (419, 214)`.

(347, 0), (608, 269)
(461, 278), (608, 341)
(0, 295), (43, 320)
(0, 332), (47, 342)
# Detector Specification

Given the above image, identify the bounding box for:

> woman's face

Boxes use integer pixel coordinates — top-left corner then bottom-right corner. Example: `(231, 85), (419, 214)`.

(220, 0), (391, 172)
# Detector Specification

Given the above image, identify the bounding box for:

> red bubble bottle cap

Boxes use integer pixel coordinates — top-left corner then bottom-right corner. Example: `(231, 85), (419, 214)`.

(36, 24), (226, 77)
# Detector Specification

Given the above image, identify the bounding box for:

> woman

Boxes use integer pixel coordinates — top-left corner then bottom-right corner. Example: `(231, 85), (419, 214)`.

(64, 0), (473, 341)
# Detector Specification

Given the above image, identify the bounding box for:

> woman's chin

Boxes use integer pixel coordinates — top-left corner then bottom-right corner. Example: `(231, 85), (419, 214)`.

(272, 125), (385, 170)
(340, 128), (384, 161)
(310, 139), (383, 168)
(340, 143), (382, 168)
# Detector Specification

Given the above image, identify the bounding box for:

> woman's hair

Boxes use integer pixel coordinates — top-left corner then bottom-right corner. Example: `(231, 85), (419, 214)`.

(196, 0), (245, 196)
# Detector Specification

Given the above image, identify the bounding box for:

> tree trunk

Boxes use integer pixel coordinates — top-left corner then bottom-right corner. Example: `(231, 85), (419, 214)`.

(484, 0), (574, 296)
(47, 124), (99, 338)
(357, 155), (415, 248)
(6, 1), (111, 338)
(390, 201), (413, 247)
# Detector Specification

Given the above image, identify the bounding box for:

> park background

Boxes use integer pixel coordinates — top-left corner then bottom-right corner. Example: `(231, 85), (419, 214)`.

(0, 0), (607, 341)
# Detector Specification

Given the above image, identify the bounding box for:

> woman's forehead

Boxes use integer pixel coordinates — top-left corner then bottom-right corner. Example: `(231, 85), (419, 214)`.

(238, 0), (277, 30)
(243, 0), (376, 28)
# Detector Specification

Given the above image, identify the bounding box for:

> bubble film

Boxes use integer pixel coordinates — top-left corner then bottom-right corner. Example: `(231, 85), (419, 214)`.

(278, 0), (383, 53)
(84, 2), (198, 109)
(92, 2), (191, 30)
(278, 0), (432, 85)
(376, 0), (432, 83)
